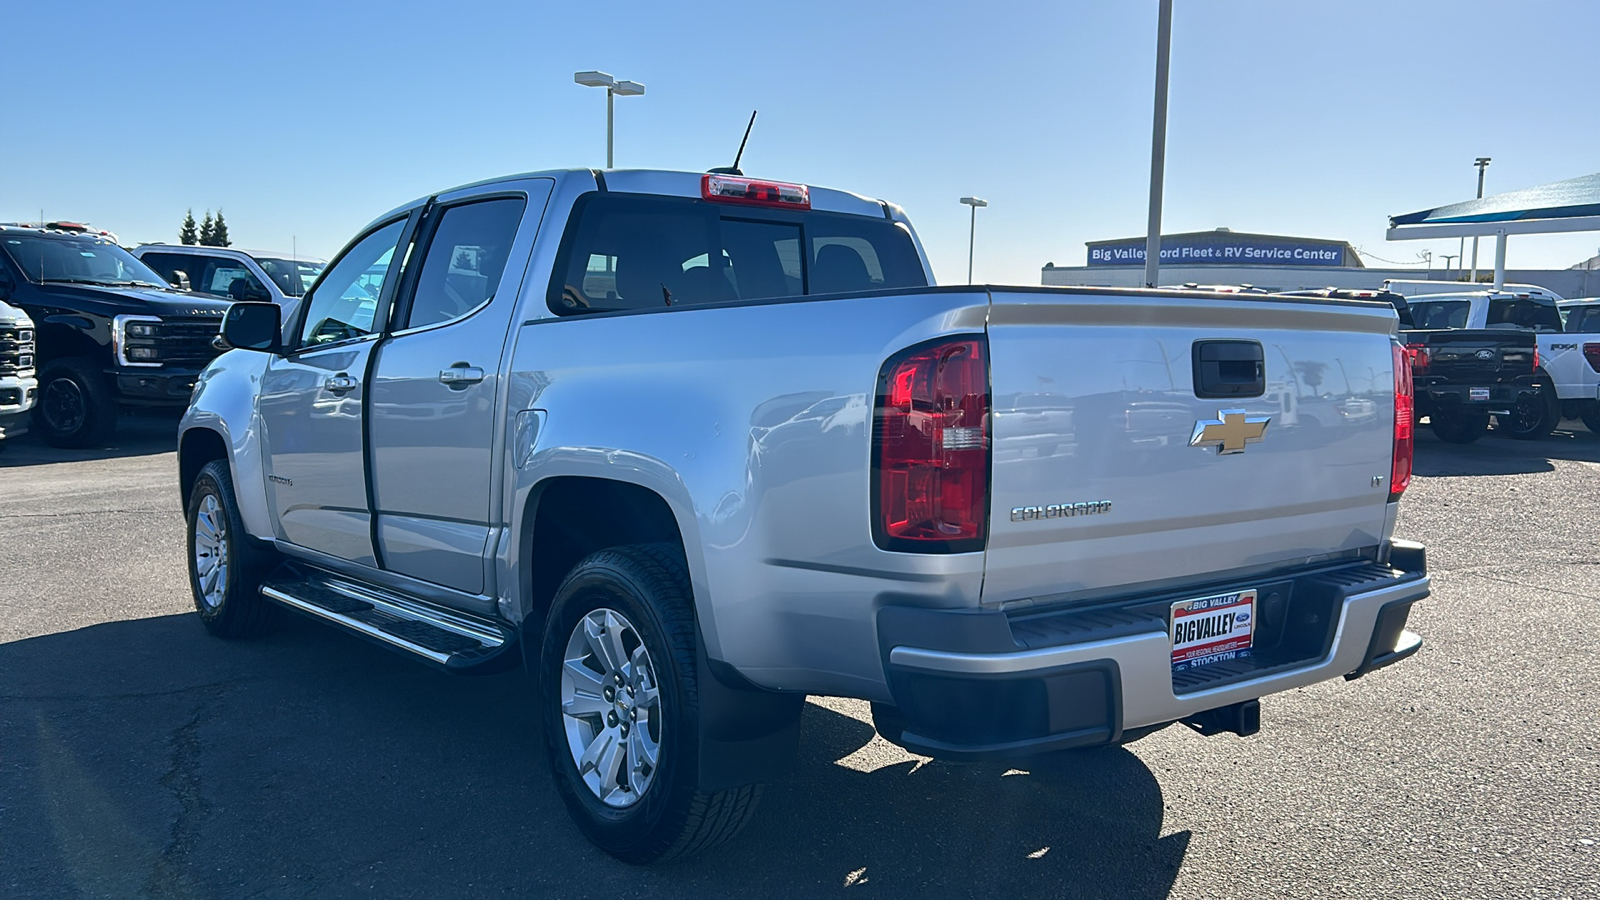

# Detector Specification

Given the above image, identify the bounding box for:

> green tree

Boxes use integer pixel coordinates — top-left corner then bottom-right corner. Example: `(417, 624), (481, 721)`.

(179, 210), (198, 245)
(199, 211), (215, 246)
(211, 210), (231, 247)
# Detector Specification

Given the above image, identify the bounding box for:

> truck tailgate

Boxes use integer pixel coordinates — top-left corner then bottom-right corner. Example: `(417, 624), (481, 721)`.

(983, 289), (1400, 606)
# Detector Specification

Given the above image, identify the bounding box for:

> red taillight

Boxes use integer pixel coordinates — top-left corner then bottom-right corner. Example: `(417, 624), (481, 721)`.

(1584, 343), (1600, 374)
(701, 174), (810, 210)
(1406, 343), (1430, 373)
(1533, 343), (1540, 372)
(872, 337), (990, 551)
(1390, 341), (1414, 501)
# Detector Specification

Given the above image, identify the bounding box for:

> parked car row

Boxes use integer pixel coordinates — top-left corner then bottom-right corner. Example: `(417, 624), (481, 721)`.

(0, 224), (325, 447)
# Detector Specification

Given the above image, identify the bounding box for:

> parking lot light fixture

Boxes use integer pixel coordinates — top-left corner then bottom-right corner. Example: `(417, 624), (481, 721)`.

(575, 71), (645, 169)
(960, 197), (988, 284)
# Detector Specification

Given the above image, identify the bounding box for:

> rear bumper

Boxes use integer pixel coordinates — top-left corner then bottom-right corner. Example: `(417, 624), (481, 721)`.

(1416, 382), (1537, 416)
(874, 543), (1429, 760)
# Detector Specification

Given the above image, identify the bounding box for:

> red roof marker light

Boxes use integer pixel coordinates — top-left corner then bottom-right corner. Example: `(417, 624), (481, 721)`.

(702, 174), (810, 210)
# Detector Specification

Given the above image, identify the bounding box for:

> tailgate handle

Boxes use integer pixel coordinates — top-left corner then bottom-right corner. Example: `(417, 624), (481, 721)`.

(1192, 340), (1265, 399)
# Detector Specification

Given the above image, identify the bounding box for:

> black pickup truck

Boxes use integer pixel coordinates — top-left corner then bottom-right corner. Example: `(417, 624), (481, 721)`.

(1283, 289), (1541, 444)
(0, 225), (229, 447)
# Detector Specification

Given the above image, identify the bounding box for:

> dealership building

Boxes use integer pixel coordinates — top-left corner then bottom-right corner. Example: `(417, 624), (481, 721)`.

(1041, 228), (1600, 297)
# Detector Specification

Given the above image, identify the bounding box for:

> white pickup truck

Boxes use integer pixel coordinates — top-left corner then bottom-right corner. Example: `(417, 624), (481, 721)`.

(1385, 280), (1592, 437)
(179, 168), (1430, 862)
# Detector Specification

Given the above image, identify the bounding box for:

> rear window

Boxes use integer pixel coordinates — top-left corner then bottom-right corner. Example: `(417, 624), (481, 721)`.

(1487, 297), (1563, 332)
(1409, 300), (1469, 330)
(548, 193), (926, 315)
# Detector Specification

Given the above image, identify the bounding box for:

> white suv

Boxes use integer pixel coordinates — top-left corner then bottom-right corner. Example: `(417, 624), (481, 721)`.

(133, 244), (325, 318)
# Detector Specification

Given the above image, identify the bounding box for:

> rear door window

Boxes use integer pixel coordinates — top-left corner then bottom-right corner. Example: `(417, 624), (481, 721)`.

(549, 193), (926, 315)
(401, 197), (526, 330)
(1565, 305), (1600, 334)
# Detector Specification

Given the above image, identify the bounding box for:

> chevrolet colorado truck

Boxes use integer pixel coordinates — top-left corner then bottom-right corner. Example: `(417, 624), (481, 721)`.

(0, 225), (230, 447)
(179, 169), (1430, 863)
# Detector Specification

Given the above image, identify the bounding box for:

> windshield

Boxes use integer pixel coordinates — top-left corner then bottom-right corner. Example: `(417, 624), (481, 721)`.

(254, 257), (325, 298)
(0, 234), (169, 288)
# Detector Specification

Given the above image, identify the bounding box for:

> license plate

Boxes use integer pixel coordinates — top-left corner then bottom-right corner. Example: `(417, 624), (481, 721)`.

(1470, 388), (1490, 401)
(1171, 589), (1256, 671)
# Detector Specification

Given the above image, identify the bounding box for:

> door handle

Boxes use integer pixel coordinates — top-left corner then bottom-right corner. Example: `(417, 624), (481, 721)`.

(325, 374), (358, 394)
(439, 364), (486, 388)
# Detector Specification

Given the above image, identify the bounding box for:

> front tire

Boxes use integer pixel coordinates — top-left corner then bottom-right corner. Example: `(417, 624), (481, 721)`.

(539, 544), (763, 864)
(1497, 381), (1558, 440)
(187, 459), (279, 638)
(1431, 410), (1488, 444)
(35, 356), (117, 448)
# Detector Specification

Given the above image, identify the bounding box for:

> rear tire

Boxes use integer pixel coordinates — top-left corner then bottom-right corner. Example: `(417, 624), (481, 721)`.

(187, 459), (279, 638)
(539, 544), (763, 864)
(1497, 381), (1558, 440)
(1582, 403), (1600, 436)
(1431, 411), (1488, 444)
(35, 356), (117, 448)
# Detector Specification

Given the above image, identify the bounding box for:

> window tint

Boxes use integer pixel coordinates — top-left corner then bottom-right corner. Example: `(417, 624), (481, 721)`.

(1568, 306), (1600, 334)
(296, 220), (406, 347)
(1409, 300), (1469, 330)
(1487, 297), (1562, 332)
(404, 197), (526, 330)
(549, 193), (927, 315)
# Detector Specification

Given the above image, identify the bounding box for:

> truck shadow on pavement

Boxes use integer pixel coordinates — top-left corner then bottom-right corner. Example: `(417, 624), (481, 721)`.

(1413, 423), (1600, 477)
(0, 412), (180, 467)
(2, 612), (1187, 899)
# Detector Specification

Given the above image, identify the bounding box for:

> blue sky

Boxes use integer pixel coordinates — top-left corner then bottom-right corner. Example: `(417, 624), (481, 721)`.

(5, 1), (1598, 283)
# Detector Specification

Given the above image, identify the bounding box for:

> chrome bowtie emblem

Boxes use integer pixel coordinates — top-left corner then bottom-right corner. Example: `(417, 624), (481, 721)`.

(1190, 409), (1271, 454)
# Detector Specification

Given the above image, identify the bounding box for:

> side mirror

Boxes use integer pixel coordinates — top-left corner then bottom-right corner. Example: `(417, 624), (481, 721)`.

(221, 302), (282, 353)
(168, 271), (192, 291)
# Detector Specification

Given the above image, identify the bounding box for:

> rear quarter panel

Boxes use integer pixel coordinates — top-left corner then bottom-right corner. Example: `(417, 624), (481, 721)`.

(502, 291), (988, 700)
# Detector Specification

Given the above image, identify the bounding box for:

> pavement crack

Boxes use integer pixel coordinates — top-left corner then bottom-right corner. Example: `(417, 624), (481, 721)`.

(1463, 570), (1600, 602)
(139, 694), (222, 899)
(0, 677), (257, 703)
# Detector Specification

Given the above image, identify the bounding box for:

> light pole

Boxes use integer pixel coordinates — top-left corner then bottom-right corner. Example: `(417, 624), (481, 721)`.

(1442, 253), (1459, 278)
(959, 197), (987, 284)
(1468, 156), (1490, 281)
(574, 71), (645, 169)
(1143, 0), (1175, 288)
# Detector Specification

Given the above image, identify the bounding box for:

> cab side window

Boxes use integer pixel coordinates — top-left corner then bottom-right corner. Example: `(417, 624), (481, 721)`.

(296, 220), (406, 347)
(403, 198), (526, 331)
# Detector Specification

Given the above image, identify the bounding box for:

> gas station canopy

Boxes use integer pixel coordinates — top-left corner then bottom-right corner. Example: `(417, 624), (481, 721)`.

(1388, 171), (1600, 240)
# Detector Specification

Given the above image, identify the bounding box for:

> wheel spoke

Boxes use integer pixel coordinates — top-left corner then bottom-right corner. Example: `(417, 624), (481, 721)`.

(564, 657), (606, 693)
(595, 731), (626, 796)
(583, 616), (624, 674)
(563, 689), (609, 717)
(629, 725), (659, 769)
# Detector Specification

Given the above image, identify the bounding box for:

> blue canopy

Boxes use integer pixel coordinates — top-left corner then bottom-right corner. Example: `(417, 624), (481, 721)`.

(1389, 172), (1600, 239)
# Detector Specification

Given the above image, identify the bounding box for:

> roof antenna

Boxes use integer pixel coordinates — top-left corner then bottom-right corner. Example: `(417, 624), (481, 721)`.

(708, 111), (757, 176)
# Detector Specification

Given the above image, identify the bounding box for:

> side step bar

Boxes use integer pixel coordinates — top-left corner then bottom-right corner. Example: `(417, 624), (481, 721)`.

(260, 569), (519, 674)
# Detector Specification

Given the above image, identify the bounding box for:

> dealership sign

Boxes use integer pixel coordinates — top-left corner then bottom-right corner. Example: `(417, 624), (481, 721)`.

(1087, 234), (1348, 267)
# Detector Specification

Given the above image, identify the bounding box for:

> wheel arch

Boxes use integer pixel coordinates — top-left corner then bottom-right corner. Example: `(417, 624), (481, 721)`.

(517, 475), (689, 648)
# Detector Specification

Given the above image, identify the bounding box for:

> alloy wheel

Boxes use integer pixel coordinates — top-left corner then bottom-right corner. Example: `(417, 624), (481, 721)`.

(559, 608), (663, 808)
(192, 493), (230, 609)
(42, 376), (86, 434)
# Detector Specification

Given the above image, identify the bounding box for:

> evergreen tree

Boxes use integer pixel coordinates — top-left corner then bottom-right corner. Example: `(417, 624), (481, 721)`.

(211, 210), (231, 247)
(199, 211), (215, 246)
(179, 210), (198, 245)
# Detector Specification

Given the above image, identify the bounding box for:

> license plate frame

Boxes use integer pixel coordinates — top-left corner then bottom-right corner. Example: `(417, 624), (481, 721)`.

(1470, 387), (1490, 401)
(1170, 589), (1256, 671)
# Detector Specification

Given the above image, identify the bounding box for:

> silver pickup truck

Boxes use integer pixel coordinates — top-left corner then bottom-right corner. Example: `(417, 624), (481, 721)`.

(178, 168), (1430, 862)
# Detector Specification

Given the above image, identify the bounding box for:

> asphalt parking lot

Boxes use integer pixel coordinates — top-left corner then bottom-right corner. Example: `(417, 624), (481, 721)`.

(2, 413), (1598, 899)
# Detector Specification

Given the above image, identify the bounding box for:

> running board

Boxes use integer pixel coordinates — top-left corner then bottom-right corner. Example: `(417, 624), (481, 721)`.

(260, 569), (518, 674)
